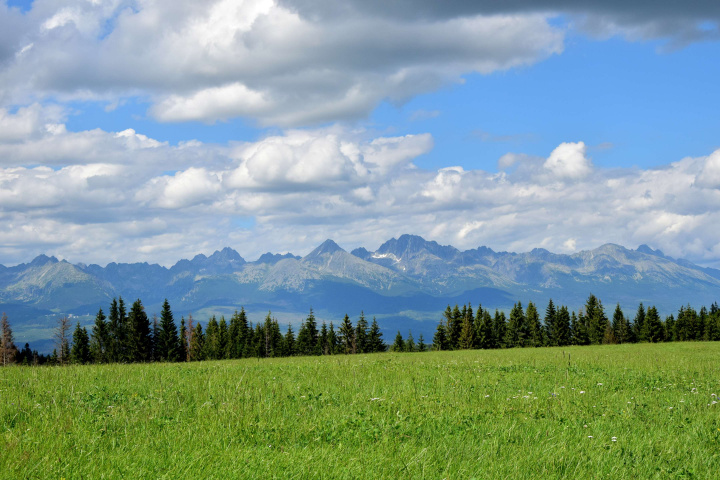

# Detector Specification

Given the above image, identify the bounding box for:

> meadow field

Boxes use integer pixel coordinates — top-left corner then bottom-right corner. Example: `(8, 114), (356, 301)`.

(2, 343), (719, 478)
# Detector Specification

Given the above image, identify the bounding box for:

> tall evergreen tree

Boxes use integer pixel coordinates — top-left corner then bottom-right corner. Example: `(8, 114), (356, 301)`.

(296, 309), (320, 355)
(417, 333), (426, 352)
(55, 316), (71, 365)
(458, 312), (476, 349)
(644, 306), (665, 343)
(611, 304), (629, 344)
(339, 314), (355, 354)
(477, 309), (495, 349)
(544, 299), (557, 346)
(432, 321), (449, 351)
(526, 302), (542, 347)
(493, 310), (507, 348)
(90, 308), (109, 363)
(555, 306), (571, 346)
(585, 294), (608, 345)
(127, 299), (152, 362)
(355, 312), (369, 354)
(318, 322), (329, 355)
(157, 299), (179, 362)
(218, 316), (229, 359)
(506, 302), (527, 348)
(70, 322), (91, 364)
(405, 330), (416, 352)
(634, 303), (647, 342)
(204, 316), (221, 360)
(368, 318), (385, 353)
(284, 323), (296, 356)
(328, 322), (339, 354)
(189, 323), (205, 361)
(391, 331), (405, 352)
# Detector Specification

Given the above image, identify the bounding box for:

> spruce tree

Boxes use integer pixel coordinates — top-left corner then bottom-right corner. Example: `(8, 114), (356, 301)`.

(634, 303), (647, 342)
(218, 316), (229, 359)
(526, 302), (542, 347)
(284, 323), (296, 356)
(585, 294), (608, 345)
(506, 302), (526, 348)
(391, 331), (405, 352)
(611, 304), (628, 343)
(405, 330), (416, 352)
(555, 306), (571, 346)
(644, 306), (665, 342)
(458, 313), (476, 349)
(127, 299), (152, 362)
(328, 322), (339, 354)
(355, 312), (369, 354)
(368, 318), (385, 352)
(545, 299), (557, 346)
(157, 299), (179, 362)
(477, 310), (494, 349)
(189, 323), (205, 361)
(70, 322), (91, 364)
(339, 314), (355, 354)
(204, 316), (221, 360)
(417, 334), (426, 352)
(296, 309), (320, 355)
(493, 310), (507, 348)
(318, 322), (329, 355)
(90, 308), (109, 363)
(432, 321), (448, 351)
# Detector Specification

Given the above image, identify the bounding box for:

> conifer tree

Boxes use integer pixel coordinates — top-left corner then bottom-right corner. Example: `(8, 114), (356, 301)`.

(318, 322), (329, 354)
(151, 314), (159, 361)
(218, 316), (229, 359)
(644, 306), (665, 342)
(1, 313), (17, 366)
(611, 304), (629, 343)
(339, 314), (355, 354)
(432, 321), (448, 351)
(355, 312), (369, 354)
(477, 309), (494, 349)
(458, 313), (476, 349)
(296, 308), (320, 355)
(156, 299), (179, 362)
(391, 331), (405, 352)
(127, 299), (152, 362)
(189, 322), (205, 361)
(405, 330), (416, 352)
(328, 322), (340, 354)
(449, 304), (463, 349)
(368, 318), (385, 353)
(106, 298), (121, 362)
(90, 308), (109, 363)
(545, 299), (557, 346)
(555, 306), (571, 346)
(417, 334), (426, 352)
(506, 302), (526, 347)
(585, 294), (608, 345)
(284, 323), (296, 356)
(70, 322), (91, 364)
(204, 316), (221, 360)
(526, 302), (542, 347)
(634, 303), (647, 342)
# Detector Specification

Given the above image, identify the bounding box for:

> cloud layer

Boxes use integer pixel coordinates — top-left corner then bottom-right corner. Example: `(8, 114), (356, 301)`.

(2, 107), (720, 268)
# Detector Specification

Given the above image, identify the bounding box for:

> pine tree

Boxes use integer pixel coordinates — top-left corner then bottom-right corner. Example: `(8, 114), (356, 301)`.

(228, 308), (250, 358)
(284, 323), (296, 356)
(585, 294), (608, 345)
(405, 330), (416, 352)
(127, 299), (152, 362)
(432, 321), (448, 351)
(477, 309), (494, 349)
(506, 302), (526, 348)
(417, 334), (426, 352)
(611, 304), (628, 343)
(355, 312), (369, 354)
(634, 303), (647, 342)
(156, 299), (179, 362)
(391, 331), (405, 352)
(218, 316), (229, 359)
(70, 322), (91, 364)
(458, 313), (476, 349)
(1, 313), (18, 366)
(204, 316), (221, 360)
(493, 310), (507, 348)
(368, 318), (385, 353)
(526, 302), (542, 347)
(296, 308), (320, 355)
(318, 322), (329, 355)
(339, 314), (355, 354)
(545, 299), (557, 346)
(90, 308), (109, 363)
(555, 306), (571, 346)
(328, 322), (339, 354)
(189, 322), (205, 361)
(151, 314), (159, 361)
(644, 306), (665, 343)
(449, 304), (462, 349)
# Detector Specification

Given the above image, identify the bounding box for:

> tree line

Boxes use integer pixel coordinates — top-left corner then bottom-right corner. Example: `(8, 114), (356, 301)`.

(0, 298), (388, 366)
(424, 294), (720, 351)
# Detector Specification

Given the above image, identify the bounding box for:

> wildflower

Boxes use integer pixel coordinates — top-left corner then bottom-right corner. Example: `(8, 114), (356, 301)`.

(583, 425), (588, 428)
(588, 436), (593, 438)
(611, 437), (617, 442)
(580, 391), (585, 394)
(597, 383), (603, 386)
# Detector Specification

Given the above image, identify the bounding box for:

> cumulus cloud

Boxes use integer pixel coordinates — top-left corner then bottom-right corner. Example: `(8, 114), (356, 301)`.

(0, 0), (563, 126)
(2, 118), (720, 268)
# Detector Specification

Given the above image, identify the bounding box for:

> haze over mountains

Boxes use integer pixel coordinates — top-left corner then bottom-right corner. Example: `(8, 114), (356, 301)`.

(3, 234), (720, 350)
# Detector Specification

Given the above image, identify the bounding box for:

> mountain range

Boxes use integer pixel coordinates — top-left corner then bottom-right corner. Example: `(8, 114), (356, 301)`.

(2, 234), (719, 351)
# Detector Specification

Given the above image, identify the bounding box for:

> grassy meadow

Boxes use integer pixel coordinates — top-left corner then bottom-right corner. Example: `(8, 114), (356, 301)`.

(2, 342), (719, 478)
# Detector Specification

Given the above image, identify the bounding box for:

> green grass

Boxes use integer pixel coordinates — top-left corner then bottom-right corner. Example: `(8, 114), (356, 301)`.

(2, 343), (720, 478)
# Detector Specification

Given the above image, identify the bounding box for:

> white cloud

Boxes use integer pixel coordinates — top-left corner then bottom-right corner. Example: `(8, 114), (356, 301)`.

(543, 141), (592, 179)
(1, 117), (720, 268)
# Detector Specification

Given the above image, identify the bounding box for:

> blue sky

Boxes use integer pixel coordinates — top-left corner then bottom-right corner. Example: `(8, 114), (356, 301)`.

(1, 0), (719, 267)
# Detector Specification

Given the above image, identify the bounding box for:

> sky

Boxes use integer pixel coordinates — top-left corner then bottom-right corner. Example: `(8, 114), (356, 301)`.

(1, 0), (719, 267)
